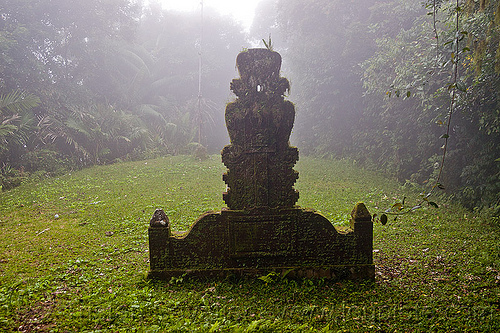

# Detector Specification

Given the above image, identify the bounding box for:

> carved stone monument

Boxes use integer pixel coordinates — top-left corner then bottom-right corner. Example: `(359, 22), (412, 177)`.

(148, 49), (374, 280)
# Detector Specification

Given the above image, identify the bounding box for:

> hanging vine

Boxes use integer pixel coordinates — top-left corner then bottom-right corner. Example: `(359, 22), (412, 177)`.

(374, 0), (463, 224)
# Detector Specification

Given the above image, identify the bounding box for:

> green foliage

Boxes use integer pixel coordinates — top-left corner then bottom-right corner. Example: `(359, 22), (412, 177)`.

(276, 0), (378, 155)
(256, 0), (499, 209)
(262, 34), (274, 51)
(1, 0), (498, 213)
(360, 0), (500, 209)
(0, 164), (23, 191)
(19, 149), (71, 175)
(258, 271), (280, 284)
(0, 90), (40, 114)
(0, 0), (247, 190)
(0, 90), (41, 190)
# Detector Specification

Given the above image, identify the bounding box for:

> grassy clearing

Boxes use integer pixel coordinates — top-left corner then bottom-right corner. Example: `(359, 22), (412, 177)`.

(0, 155), (499, 332)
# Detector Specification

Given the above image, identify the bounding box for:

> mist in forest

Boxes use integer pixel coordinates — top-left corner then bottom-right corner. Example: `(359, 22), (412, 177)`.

(1, 0), (499, 209)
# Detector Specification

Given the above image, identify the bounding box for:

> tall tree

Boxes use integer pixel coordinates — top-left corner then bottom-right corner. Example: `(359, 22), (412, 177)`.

(361, 0), (500, 208)
(125, 6), (247, 151)
(0, 0), (141, 93)
(274, 0), (380, 156)
(0, 0), (142, 168)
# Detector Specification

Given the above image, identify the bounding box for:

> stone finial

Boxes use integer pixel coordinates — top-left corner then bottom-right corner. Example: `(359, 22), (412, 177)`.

(351, 202), (371, 222)
(229, 49), (290, 100)
(150, 209), (169, 227)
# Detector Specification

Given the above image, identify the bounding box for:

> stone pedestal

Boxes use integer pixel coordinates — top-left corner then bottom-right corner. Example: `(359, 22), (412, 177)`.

(149, 205), (374, 280)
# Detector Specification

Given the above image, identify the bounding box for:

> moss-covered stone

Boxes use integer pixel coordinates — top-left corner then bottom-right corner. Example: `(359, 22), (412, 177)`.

(351, 202), (371, 221)
(148, 208), (373, 280)
(147, 49), (374, 281)
(223, 48), (297, 210)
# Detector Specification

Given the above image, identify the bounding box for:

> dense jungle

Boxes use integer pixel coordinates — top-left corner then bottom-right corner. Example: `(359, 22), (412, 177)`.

(1, 0), (499, 212)
(1, 1), (500, 331)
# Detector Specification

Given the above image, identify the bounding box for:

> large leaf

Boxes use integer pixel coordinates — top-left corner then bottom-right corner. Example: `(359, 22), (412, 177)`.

(65, 117), (92, 138)
(0, 90), (40, 114)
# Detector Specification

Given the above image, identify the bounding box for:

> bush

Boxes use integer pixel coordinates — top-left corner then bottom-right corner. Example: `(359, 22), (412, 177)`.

(187, 142), (208, 161)
(20, 149), (72, 175)
(1, 149), (77, 191)
(0, 164), (23, 191)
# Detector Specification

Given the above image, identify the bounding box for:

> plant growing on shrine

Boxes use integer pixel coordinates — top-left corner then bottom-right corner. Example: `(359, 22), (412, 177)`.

(262, 34), (274, 51)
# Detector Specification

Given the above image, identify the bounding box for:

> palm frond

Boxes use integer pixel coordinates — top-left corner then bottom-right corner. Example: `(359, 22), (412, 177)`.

(1, 114), (21, 125)
(0, 123), (17, 139)
(0, 90), (40, 114)
(65, 117), (92, 138)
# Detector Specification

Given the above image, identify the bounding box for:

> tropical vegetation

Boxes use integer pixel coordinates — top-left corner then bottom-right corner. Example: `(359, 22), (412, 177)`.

(1, 1), (499, 214)
(1, 1), (500, 331)
(256, 0), (500, 212)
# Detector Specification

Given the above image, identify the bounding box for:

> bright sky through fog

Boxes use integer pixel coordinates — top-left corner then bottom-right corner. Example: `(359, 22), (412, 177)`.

(159, 0), (263, 30)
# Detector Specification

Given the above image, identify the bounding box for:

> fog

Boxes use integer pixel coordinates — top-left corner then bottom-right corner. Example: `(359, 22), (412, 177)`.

(156, 0), (261, 30)
(1, 0), (499, 208)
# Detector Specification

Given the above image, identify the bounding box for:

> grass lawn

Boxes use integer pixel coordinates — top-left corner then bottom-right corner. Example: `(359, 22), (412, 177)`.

(0, 155), (499, 332)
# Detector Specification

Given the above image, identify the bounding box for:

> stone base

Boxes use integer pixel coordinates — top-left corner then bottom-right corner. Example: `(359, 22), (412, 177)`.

(148, 206), (374, 281)
(148, 265), (375, 281)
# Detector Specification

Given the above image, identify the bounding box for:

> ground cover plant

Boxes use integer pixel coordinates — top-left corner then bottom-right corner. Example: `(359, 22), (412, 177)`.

(0, 155), (499, 332)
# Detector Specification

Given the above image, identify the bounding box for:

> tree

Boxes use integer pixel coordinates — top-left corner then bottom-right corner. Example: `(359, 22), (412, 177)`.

(125, 6), (247, 151)
(0, 0), (140, 92)
(361, 0), (500, 208)
(266, 0), (499, 208)
(271, 0), (383, 156)
(0, 90), (40, 157)
(0, 0), (143, 171)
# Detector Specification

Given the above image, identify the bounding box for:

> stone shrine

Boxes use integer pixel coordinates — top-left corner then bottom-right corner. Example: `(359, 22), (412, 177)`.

(148, 49), (374, 280)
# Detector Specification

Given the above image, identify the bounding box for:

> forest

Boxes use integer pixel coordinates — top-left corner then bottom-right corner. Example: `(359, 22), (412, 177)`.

(1, 1), (500, 331)
(1, 0), (499, 211)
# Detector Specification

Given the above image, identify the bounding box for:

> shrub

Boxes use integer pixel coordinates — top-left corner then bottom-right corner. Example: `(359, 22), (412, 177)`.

(20, 149), (72, 175)
(0, 164), (23, 191)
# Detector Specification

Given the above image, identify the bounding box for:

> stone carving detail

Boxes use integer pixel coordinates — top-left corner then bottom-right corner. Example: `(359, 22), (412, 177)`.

(222, 48), (299, 210)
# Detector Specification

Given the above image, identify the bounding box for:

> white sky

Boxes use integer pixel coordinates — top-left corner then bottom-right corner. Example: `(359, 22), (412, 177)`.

(158, 0), (263, 30)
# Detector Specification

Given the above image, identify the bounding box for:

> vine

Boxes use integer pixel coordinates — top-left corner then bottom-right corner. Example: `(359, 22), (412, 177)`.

(374, 0), (463, 224)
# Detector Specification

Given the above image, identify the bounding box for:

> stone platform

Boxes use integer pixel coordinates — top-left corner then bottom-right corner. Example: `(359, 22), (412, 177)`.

(148, 204), (374, 280)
